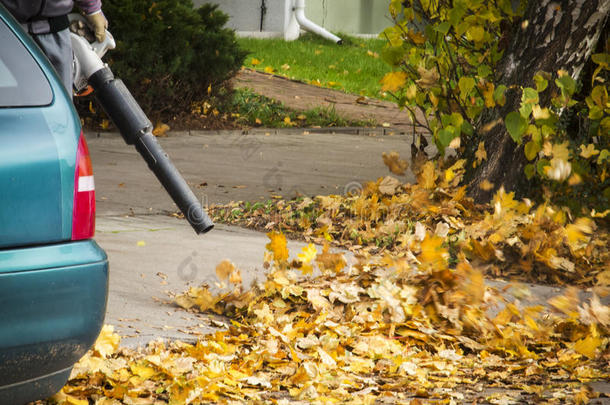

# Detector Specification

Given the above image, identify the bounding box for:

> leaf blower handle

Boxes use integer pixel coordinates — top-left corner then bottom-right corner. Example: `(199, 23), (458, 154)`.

(87, 68), (214, 234)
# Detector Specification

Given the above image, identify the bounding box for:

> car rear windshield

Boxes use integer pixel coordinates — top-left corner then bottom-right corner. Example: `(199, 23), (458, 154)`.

(0, 17), (53, 107)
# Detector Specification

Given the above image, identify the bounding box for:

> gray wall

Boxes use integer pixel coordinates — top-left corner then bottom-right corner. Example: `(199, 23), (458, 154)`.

(195, 0), (391, 35)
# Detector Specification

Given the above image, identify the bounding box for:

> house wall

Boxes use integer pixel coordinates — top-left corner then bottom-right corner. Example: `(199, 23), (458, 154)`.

(195, 0), (391, 35)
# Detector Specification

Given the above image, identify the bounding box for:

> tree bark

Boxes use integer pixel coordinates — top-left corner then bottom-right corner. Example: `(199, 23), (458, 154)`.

(467, 0), (610, 202)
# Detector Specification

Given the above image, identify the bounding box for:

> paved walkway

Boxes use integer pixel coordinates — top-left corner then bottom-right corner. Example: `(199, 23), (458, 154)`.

(234, 68), (426, 134)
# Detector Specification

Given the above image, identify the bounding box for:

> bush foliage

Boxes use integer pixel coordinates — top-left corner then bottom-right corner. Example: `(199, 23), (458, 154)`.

(95, 0), (246, 117)
(381, 0), (609, 215)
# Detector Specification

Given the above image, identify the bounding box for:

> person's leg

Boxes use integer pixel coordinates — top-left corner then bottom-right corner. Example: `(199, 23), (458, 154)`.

(33, 28), (73, 95)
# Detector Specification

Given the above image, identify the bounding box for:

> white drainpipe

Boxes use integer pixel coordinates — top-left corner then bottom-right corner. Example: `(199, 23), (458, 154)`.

(284, 0), (342, 44)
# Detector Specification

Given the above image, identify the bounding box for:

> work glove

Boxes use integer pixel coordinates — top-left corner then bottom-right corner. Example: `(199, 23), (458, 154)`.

(85, 11), (108, 43)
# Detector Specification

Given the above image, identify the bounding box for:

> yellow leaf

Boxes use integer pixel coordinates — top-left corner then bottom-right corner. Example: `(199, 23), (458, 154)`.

(552, 141), (570, 160)
(382, 151), (409, 175)
(481, 82), (495, 107)
(419, 234), (448, 270)
(51, 391), (89, 405)
(251, 57), (261, 65)
(281, 63), (291, 70)
(297, 243), (317, 275)
(94, 324), (120, 358)
(475, 141), (487, 163)
(406, 83), (417, 100)
(580, 144), (600, 158)
(418, 161), (437, 189)
(532, 105), (551, 120)
(100, 119), (110, 130)
(131, 362), (157, 379)
(264, 66), (275, 74)
(254, 303), (274, 324)
(380, 71), (407, 92)
(266, 231), (289, 262)
(479, 179), (495, 191)
(565, 217), (594, 252)
(573, 335), (602, 359)
(298, 243), (317, 264)
(229, 267), (242, 284)
(315, 243), (346, 273)
(416, 66), (439, 89)
(152, 122), (170, 137)
(255, 118), (262, 125)
(216, 259), (235, 281)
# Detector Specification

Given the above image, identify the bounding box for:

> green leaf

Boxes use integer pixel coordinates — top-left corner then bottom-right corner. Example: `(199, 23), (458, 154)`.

(555, 75), (576, 96)
(588, 106), (604, 120)
(435, 21), (451, 34)
(533, 74), (548, 92)
(524, 140), (540, 161)
(590, 85), (608, 108)
(524, 164), (536, 179)
(381, 46), (405, 66)
(477, 64), (492, 78)
(450, 112), (464, 128)
(438, 126), (458, 148)
(466, 25), (485, 43)
(458, 77), (476, 99)
(536, 159), (550, 177)
(591, 53), (610, 68)
(598, 149), (610, 164)
(519, 103), (533, 118)
(494, 84), (507, 106)
(449, 4), (466, 28)
(522, 87), (539, 104)
(505, 111), (527, 143)
(461, 120), (474, 136)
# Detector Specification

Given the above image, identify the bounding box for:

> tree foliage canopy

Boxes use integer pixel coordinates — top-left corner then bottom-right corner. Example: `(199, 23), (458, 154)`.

(381, 0), (609, 216)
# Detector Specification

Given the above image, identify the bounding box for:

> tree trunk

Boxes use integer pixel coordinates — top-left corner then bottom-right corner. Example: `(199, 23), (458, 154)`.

(467, 0), (610, 202)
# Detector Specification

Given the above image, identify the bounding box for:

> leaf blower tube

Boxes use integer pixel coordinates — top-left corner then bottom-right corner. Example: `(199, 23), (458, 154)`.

(88, 68), (214, 234)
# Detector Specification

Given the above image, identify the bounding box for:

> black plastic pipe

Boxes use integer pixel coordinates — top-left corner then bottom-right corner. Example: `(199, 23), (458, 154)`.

(88, 67), (214, 234)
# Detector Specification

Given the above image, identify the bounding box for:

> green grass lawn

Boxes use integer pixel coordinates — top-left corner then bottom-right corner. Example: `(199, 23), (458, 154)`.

(226, 88), (376, 128)
(238, 33), (392, 100)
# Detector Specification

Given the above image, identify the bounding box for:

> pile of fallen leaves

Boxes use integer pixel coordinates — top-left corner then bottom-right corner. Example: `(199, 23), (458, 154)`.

(210, 155), (610, 287)
(46, 232), (608, 404)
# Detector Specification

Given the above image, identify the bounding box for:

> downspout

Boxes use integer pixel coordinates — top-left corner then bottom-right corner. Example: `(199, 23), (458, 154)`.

(260, 0), (267, 31)
(293, 0), (342, 44)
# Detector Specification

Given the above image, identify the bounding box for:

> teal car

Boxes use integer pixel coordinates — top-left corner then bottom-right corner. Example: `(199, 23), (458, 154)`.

(0, 5), (108, 404)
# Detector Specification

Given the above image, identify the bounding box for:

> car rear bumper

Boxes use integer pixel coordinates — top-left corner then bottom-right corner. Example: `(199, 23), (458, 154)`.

(0, 240), (108, 403)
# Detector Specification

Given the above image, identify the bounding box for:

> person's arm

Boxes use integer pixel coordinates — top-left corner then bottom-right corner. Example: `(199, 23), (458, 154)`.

(75, 0), (108, 42)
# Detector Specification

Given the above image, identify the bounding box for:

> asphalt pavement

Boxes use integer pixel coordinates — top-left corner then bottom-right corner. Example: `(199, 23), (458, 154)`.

(90, 129), (598, 348)
(91, 128), (419, 346)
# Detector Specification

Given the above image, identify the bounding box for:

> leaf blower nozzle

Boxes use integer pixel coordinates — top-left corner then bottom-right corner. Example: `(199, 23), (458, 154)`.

(89, 67), (214, 234)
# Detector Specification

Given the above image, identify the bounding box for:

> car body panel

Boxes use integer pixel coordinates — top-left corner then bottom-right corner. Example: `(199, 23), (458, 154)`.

(0, 240), (108, 396)
(0, 7), (80, 248)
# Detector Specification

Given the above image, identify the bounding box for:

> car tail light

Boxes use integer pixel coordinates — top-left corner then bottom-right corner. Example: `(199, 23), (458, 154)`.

(72, 132), (95, 240)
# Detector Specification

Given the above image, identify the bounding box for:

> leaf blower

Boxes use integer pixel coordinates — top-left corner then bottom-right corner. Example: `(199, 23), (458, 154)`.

(69, 15), (214, 234)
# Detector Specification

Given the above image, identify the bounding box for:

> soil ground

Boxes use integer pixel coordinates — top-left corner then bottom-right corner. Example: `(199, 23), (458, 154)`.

(233, 68), (426, 135)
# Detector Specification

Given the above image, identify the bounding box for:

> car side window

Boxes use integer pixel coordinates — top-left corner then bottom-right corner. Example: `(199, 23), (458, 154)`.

(0, 18), (53, 107)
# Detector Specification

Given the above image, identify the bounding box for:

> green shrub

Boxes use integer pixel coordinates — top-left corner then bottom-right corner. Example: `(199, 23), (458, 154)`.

(87, 0), (246, 118)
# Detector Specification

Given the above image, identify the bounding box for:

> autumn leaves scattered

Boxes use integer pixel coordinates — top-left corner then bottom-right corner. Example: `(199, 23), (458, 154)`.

(51, 219), (609, 403)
